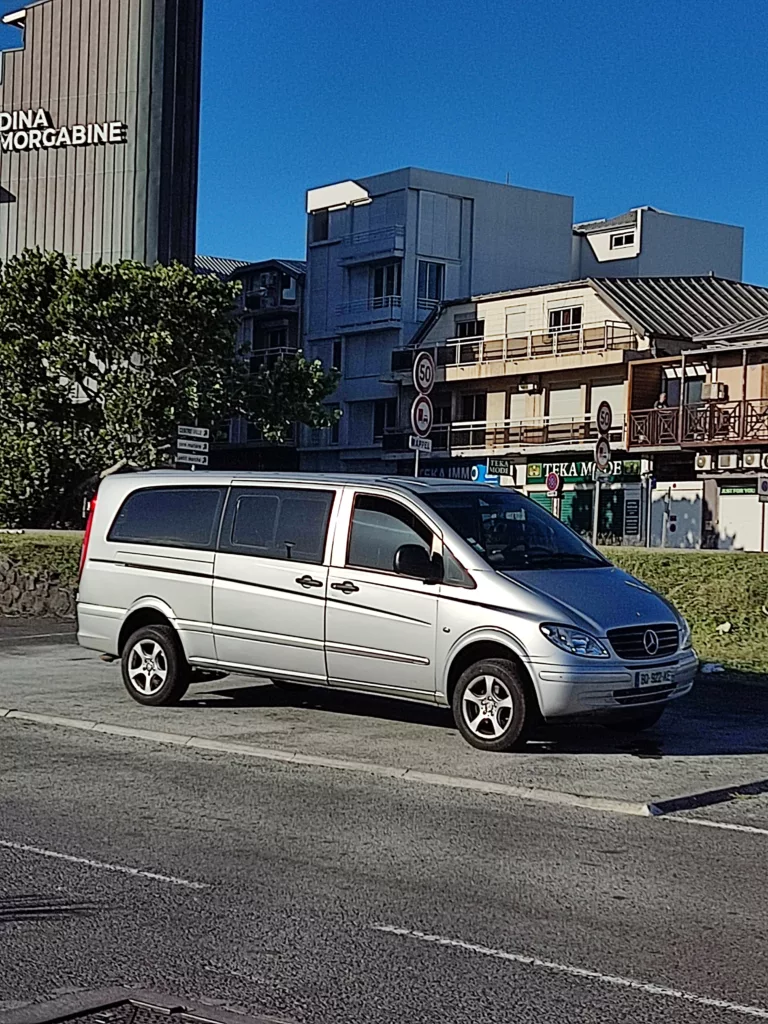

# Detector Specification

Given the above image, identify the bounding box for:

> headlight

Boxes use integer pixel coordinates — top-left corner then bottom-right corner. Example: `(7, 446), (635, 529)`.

(679, 618), (693, 650)
(540, 623), (610, 659)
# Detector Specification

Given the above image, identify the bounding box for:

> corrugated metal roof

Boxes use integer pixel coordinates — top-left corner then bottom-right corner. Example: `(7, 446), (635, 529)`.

(694, 313), (768, 344)
(228, 258), (307, 279)
(195, 255), (252, 279)
(592, 276), (768, 340)
(572, 209), (638, 235)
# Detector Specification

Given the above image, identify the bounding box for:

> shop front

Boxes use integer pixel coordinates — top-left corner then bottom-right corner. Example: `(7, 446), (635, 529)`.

(526, 456), (643, 544)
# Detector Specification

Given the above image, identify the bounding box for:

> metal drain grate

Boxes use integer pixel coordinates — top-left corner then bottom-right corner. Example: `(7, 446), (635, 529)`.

(0, 989), (288, 1024)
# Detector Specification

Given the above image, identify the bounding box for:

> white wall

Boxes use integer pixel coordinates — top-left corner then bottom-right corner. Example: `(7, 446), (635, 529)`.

(650, 481), (703, 549)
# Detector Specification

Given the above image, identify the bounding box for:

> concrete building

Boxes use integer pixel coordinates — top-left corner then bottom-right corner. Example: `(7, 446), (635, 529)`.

(0, 0), (203, 267)
(211, 259), (307, 472)
(572, 207), (743, 281)
(395, 276), (768, 548)
(300, 168), (575, 472)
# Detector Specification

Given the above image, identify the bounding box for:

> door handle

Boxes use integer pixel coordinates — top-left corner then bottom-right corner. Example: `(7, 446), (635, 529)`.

(331, 581), (359, 594)
(296, 575), (323, 589)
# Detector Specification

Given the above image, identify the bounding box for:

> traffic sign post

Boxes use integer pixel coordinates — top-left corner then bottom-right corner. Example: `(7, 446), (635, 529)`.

(592, 405), (612, 545)
(596, 400), (613, 438)
(176, 425), (210, 470)
(410, 394), (433, 477)
(412, 351), (436, 395)
(408, 435), (433, 454)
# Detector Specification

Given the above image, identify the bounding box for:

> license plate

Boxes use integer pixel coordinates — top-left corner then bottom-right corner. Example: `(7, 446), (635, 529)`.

(635, 669), (674, 688)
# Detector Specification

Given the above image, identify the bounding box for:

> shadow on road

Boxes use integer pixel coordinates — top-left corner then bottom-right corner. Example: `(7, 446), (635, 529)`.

(183, 673), (768, 759)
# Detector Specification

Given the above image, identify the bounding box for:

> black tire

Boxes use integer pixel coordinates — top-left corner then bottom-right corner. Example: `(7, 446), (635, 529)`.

(452, 658), (530, 752)
(121, 624), (190, 707)
(604, 707), (665, 733)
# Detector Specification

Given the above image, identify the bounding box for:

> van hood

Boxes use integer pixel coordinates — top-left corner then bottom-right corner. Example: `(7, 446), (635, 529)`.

(499, 565), (678, 635)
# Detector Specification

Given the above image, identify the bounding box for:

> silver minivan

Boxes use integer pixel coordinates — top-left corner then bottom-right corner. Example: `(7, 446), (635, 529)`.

(77, 472), (697, 752)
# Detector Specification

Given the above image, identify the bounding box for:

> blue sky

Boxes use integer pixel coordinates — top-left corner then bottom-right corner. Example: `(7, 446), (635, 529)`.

(197, 0), (768, 282)
(1, 1), (766, 282)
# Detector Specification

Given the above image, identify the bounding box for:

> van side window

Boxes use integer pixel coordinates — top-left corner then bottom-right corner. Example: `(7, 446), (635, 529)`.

(108, 487), (226, 550)
(347, 494), (433, 574)
(220, 487), (334, 564)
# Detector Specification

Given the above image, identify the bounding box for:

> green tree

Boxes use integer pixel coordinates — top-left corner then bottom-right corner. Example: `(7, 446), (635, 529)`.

(0, 250), (339, 527)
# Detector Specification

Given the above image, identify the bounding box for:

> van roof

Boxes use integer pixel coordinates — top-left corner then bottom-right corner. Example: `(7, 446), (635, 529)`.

(101, 470), (502, 496)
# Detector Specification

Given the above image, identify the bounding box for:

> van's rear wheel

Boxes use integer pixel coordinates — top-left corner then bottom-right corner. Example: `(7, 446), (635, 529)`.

(452, 658), (530, 752)
(121, 625), (190, 707)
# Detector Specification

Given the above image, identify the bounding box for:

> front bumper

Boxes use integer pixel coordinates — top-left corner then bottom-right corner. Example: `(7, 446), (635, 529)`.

(532, 649), (698, 720)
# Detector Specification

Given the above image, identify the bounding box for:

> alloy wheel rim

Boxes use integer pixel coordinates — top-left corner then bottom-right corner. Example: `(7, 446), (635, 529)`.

(462, 674), (514, 739)
(127, 639), (168, 696)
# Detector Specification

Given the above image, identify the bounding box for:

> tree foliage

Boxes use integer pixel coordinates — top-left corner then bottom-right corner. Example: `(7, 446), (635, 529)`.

(0, 249), (339, 526)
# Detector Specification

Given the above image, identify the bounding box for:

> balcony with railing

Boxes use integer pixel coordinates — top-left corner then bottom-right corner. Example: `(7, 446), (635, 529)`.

(338, 225), (406, 264)
(436, 320), (636, 368)
(249, 346), (299, 372)
(383, 413), (626, 456)
(628, 399), (768, 449)
(336, 295), (403, 327)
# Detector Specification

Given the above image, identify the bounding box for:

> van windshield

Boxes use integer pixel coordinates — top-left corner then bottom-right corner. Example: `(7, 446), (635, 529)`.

(423, 490), (608, 571)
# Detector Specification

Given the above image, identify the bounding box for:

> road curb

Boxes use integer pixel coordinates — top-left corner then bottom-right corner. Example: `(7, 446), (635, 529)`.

(2, 709), (654, 817)
(648, 776), (768, 816)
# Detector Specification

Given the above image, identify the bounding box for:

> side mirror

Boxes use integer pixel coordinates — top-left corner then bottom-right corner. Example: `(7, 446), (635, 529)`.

(394, 544), (443, 583)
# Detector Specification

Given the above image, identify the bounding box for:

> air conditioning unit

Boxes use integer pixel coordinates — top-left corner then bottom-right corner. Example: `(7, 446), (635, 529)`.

(718, 452), (739, 470)
(702, 382), (728, 401)
(695, 453), (713, 472)
(744, 451), (761, 469)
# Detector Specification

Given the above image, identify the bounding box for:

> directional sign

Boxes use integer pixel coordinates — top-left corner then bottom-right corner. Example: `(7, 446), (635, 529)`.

(410, 394), (434, 438)
(594, 437), (612, 472)
(177, 438), (210, 453)
(177, 425), (210, 439)
(409, 435), (433, 453)
(596, 401), (613, 437)
(412, 351), (436, 395)
(175, 452), (209, 467)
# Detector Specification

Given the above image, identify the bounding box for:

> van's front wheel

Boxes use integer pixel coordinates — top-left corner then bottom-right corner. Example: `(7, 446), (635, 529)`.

(121, 625), (190, 706)
(452, 658), (529, 752)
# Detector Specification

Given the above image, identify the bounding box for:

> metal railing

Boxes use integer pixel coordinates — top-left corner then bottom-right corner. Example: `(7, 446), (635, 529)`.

(386, 414), (626, 454)
(437, 321), (636, 366)
(336, 295), (402, 316)
(629, 399), (768, 448)
(249, 346), (298, 372)
(340, 225), (405, 248)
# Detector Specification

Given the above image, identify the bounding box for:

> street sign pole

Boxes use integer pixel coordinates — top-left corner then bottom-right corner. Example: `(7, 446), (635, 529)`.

(414, 447), (420, 478)
(592, 472), (600, 547)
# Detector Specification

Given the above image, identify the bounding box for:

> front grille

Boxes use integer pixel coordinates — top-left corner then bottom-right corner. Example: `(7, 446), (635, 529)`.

(607, 623), (679, 661)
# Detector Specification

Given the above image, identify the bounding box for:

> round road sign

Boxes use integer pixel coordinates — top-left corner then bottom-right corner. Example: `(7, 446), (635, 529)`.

(596, 401), (613, 437)
(545, 471), (561, 493)
(594, 437), (612, 472)
(413, 351), (436, 395)
(410, 394), (434, 438)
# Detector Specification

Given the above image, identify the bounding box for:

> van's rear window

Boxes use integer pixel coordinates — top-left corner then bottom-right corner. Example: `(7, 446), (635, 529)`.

(108, 487), (227, 550)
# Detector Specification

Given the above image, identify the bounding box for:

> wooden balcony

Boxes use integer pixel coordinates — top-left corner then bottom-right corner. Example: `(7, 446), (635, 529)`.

(628, 399), (768, 449)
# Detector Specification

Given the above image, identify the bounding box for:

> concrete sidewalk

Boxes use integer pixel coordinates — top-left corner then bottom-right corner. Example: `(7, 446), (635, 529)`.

(2, 636), (768, 814)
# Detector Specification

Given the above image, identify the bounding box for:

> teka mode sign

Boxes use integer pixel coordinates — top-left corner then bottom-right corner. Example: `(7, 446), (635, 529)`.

(0, 108), (127, 152)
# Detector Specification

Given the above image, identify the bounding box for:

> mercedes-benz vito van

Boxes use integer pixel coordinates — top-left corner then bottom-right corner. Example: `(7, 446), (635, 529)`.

(77, 472), (696, 752)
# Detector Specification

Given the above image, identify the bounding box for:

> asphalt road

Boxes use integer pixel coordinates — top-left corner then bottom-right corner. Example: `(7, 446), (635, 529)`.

(2, 718), (768, 1024)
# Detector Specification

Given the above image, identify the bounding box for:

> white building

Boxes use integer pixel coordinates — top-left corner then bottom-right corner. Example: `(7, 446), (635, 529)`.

(300, 168), (574, 472)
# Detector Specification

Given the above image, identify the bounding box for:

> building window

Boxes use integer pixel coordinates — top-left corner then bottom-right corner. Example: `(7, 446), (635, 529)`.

(455, 319), (484, 339)
(373, 398), (397, 441)
(610, 232), (635, 249)
(460, 393), (487, 422)
(311, 209), (329, 242)
(332, 339), (343, 370)
(371, 262), (402, 307)
(433, 394), (453, 425)
(328, 403), (340, 445)
(548, 307), (583, 334)
(417, 261), (444, 308)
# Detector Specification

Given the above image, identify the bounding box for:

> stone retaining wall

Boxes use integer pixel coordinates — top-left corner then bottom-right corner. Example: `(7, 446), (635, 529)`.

(0, 560), (76, 618)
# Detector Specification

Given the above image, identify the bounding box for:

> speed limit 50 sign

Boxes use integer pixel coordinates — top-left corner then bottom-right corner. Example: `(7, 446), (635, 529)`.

(412, 351), (436, 395)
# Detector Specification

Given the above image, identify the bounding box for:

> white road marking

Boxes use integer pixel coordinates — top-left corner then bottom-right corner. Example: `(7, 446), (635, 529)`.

(0, 839), (209, 890)
(662, 816), (768, 837)
(373, 924), (768, 1019)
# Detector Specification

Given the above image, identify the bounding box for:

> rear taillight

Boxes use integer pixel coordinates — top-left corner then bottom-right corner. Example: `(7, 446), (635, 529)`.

(79, 497), (97, 579)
